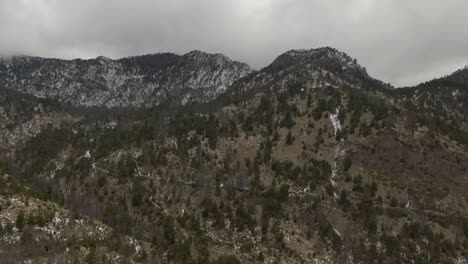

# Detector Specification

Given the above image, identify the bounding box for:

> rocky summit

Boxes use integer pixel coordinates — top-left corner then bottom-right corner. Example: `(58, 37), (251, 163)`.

(0, 48), (467, 263)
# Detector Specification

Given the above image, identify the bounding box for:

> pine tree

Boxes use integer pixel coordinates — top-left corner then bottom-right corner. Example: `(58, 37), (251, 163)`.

(16, 210), (25, 230)
(286, 131), (294, 145)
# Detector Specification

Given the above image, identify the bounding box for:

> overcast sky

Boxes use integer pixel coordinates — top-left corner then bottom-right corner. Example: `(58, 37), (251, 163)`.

(1, 0), (468, 86)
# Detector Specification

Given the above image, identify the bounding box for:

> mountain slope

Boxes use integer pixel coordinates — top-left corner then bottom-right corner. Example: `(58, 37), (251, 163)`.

(0, 48), (467, 263)
(0, 89), (73, 150)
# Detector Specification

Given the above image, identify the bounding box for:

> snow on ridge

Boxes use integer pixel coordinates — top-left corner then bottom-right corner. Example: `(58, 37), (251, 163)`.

(1, 51), (252, 108)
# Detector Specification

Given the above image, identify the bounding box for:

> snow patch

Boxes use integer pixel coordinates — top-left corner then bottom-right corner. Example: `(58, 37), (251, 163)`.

(329, 108), (342, 137)
(329, 108), (345, 200)
(333, 227), (343, 240)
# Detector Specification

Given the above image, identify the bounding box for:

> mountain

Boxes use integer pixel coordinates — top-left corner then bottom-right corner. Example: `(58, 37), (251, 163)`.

(0, 48), (468, 263)
(0, 51), (252, 108)
(223, 47), (390, 105)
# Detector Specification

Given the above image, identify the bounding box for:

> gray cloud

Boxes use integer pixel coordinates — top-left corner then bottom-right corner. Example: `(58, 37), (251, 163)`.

(1, 0), (468, 86)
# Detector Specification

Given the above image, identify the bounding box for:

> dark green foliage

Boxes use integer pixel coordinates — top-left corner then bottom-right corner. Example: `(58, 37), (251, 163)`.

(287, 80), (304, 97)
(343, 157), (352, 172)
(93, 123), (157, 160)
(212, 255), (241, 264)
(349, 110), (361, 135)
(300, 159), (332, 189)
(168, 112), (221, 148)
(119, 53), (179, 73)
(27, 210), (53, 227)
(163, 216), (176, 244)
(335, 128), (346, 141)
(0, 160), (8, 175)
(21, 127), (72, 178)
(243, 115), (254, 132)
(338, 109), (346, 124)
(352, 182), (364, 193)
(168, 239), (191, 262)
(286, 131), (294, 145)
(254, 95), (275, 133)
(348, 88), (389, 121)
(201, 199), (222, 224)
(104, 204), (133, 234)
(262, 197), (282, 220)
(463, 218), (468, 238)
(85, 246), (97, 264)
(277, 184), (290, 202)
(317, 220), (342, 249)
(75, 157), (92, 175)
(366, 182), (378, 197)
(277, 93), (298, 128)
(313, 99), (328, 121)
(263, 138), (273, 162)
(390, 197), (399, 207)
(169, 113), (205, 137)
(441, 124), (468, 147)
(262, 185), (289, 220)
(228, 120), (238, 137)
(205, 115), (219, 148)
(97, 176), (107, 188)
(347, 88), (390, 134)
(16, 210), (25, 230)
(4, 223), (13, 233)
(280, 111), (295, 129)
(359, 123), (371, 137)
(117, 154), (136, 179)
(339, 190), (350, 210)
(156, 148), (169, 166)
(271, 160), (301, 180)
(355, 194), (378, 234)
(381, 233), (401, 258)
(131, 180), (146, 207)
(234, 205), (255, 231)
(402, 222), (422, 239)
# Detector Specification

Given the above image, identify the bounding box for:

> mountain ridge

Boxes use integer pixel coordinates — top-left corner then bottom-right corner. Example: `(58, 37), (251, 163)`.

(0, 50), (252, 108)
(2, 47), (467, 110)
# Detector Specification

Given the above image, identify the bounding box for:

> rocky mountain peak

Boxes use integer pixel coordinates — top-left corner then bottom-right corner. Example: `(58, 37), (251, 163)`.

(231, 47), (377, 96)
(184, 50), (226, 62)
(183, 50), (251, 70)
(95, 56), (113, 64)
(270, 47), (367, 76)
